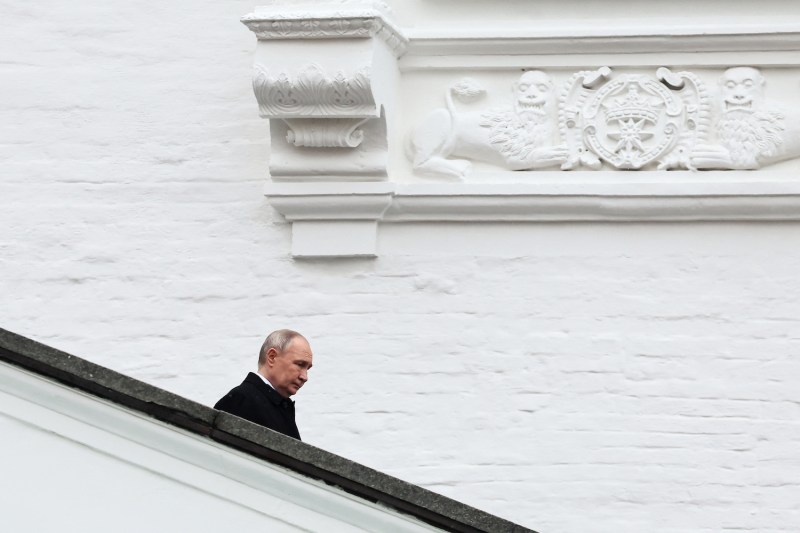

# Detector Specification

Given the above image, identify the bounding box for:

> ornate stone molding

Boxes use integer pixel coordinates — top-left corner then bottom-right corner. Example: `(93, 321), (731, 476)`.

(243, 1), (405, 181)
(283, 118), (370, 148)
(408, 66), (800, 178)
(253, 65), (375, 118)
(253, 64), (376, 148)
(241, 1), (407, 57)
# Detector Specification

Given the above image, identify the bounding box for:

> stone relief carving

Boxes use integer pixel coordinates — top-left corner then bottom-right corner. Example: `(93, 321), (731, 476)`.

(253, 64), (374, 117)
(408, 71), (568, 179)
(283, 117), (369, 148)
(583, 74), (683, 169)
(654, 68), (713, 171)
(558, 67), (611, 171)
(663, 67), (800, 170)
(252, 64), (378, 148)
(408, 66), (800, 177)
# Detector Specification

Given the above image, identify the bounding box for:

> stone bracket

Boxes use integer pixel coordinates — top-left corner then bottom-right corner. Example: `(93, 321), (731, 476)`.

(242, 1), (407, 182)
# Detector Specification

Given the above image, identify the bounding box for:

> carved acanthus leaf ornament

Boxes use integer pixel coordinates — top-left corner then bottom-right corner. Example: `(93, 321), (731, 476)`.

(253, 64), (375, 118)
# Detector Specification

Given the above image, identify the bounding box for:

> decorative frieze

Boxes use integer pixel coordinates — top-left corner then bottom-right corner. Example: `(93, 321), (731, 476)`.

(408, 66), (800, 178)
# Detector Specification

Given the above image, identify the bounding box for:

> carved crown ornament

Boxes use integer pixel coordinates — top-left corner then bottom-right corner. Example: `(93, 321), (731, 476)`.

(407, 66), (800, 178)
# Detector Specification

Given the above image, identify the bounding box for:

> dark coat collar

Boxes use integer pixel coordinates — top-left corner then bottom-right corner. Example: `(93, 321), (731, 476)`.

(245, 372), (294, 408)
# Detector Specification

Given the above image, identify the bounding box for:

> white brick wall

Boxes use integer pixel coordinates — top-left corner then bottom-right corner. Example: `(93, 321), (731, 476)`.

(3, 2), (800, 531)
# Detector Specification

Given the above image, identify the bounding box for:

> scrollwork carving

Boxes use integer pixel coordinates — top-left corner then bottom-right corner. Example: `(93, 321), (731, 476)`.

(559, 67), (610, 171)
(284, 118), (369, 148)
(408, 66), (800, 177)
(655, 68), (713, 171)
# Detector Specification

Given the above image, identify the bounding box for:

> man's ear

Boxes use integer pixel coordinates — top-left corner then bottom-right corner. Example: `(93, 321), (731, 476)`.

(266, 347), (279, 367)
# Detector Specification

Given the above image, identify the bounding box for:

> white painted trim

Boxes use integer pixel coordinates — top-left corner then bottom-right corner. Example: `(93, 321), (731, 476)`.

(265, 181), (394, 221)
(266, 177), (800, 222)
(0, 361), (439, 533)
(400, 27), (800, 69)
(263, 176), (800, 255)
(386, 182), (800, 222)
(403, 26), (800, 57)
(293, 221), (382, 257)
(400, 51), (800, 70)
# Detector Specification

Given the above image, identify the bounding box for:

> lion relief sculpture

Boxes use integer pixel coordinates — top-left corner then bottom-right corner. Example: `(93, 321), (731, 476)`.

(664, 66), (800, 170)
(408, 71), (567, 179)
(409, 67), (800, 176)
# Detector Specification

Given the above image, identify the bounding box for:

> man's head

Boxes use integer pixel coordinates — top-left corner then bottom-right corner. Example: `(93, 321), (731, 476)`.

(257, 329), (313, 398)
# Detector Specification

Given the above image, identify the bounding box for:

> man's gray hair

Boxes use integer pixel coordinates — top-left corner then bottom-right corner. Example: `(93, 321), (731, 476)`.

(258, 329), (303, 367)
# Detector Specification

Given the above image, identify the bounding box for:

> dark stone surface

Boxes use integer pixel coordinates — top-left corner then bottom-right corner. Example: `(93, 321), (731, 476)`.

(0, 327), (537, 533)
(0, 328), (215, 433)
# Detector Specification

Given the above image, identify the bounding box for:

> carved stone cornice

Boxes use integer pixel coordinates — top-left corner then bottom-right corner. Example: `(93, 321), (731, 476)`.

(241, 1), (407, 57)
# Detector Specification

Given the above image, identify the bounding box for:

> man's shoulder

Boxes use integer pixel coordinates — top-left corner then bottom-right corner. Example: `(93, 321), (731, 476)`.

(215, 373), (264, 408)
(213, 373), (301, 441)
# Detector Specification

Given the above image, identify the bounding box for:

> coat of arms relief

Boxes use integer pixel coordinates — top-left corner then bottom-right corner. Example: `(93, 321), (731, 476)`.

(408, 67), (800, 178)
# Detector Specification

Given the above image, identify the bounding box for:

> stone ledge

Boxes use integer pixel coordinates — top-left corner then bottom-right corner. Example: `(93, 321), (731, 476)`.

(0, 327), (532, 533)
(386, 178), (800, 222)
(264, 177), (800, 255)
(403, 26), (800, 57)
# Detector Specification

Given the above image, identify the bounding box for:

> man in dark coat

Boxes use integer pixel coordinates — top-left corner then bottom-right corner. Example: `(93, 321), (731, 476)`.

(215, 329), (313, 440)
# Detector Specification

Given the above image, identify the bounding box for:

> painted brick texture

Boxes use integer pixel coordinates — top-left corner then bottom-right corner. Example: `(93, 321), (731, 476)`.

(3, 2), (800, 532)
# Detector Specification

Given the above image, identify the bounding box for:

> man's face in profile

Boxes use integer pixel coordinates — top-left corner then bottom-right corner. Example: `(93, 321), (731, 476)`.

(267, 336), (313, 398)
